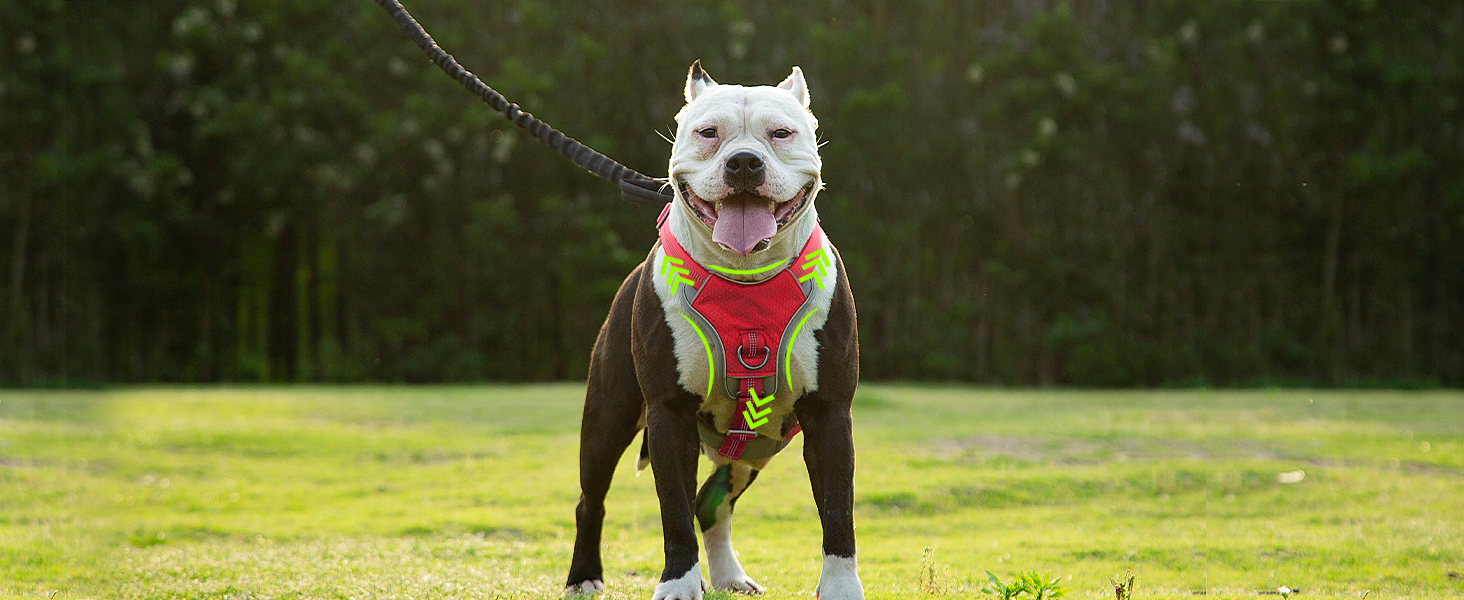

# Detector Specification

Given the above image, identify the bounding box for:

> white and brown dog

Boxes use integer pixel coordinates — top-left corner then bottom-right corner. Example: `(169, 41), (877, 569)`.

(564, 62), (862, 600)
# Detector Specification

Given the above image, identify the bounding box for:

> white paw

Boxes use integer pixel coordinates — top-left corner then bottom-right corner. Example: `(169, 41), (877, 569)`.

(704, 520), (764, 594)
(651, 561), (706, 600)
(715, 574), (765, 594)
(814, 554), (863, 600)
(564, 579), (604, 596)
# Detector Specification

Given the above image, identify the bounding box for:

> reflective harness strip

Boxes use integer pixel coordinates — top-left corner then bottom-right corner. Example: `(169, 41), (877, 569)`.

(657, 206), (826, 461)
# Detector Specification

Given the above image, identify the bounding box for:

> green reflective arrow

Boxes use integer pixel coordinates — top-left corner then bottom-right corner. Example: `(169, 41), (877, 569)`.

(742, 389), (774, 428)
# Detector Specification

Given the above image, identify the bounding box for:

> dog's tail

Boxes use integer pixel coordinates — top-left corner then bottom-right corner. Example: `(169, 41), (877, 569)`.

(635, 429), (651, 475)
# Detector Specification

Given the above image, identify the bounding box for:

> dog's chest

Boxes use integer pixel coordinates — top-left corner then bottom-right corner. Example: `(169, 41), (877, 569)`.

(651, 233), (837, 432)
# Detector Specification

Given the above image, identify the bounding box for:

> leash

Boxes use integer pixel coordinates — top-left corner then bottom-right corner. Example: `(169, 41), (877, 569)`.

(373, 0), (673, 206)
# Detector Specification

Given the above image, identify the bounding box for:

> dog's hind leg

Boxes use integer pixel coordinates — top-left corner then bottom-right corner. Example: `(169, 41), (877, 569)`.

(696, 462), (765, 593)
(567, 265), (648, 595)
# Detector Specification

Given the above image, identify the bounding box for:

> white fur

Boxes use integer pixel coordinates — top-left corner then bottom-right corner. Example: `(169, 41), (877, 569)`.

(655, 66), (835, 436)
(702, 517), (764, 593)
(815, 554), (863, 600)
(651, 562), (705, 600)
(778, 66), (811, 109)
(672, 73), (821, 209)
(685, 66), (717, 103)
(563, 579), (604, 596)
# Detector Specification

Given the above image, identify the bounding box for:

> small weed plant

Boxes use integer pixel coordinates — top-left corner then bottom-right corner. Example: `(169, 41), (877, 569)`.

(982, 570), (1068, 600)
(920, 546), (948, 595)
(981, 571), (1027, 600)
(1109, 570), (1136, 600)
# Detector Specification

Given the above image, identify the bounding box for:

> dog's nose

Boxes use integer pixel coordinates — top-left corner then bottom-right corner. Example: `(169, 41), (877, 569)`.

(725, 151), (764, 176)
(724, 151), (765, 189)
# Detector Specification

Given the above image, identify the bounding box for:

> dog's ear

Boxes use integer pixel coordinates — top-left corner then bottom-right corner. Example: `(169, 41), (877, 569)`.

(778, 66), (810, 109)
(685, 60), (717, 103)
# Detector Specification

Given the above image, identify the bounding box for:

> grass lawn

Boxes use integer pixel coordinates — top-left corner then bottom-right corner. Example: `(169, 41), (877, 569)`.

(2, 385), (1462, 599)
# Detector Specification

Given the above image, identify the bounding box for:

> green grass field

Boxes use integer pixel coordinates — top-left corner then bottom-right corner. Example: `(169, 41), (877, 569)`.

(3, 385), (1462, 599)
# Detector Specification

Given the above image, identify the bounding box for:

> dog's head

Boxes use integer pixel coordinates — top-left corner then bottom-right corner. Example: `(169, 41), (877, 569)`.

(669, 61), (822, 257)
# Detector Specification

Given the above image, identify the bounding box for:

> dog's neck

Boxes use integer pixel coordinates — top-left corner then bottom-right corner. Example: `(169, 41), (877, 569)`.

(667, 196), (819, 284)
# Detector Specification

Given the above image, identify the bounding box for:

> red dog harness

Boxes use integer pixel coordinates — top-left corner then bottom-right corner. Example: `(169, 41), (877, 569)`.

(656, 206), (834, 461)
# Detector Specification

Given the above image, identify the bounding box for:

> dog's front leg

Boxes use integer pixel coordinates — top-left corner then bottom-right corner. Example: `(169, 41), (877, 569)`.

(646, 394), (707, 600)
(797, 392), (864, 600)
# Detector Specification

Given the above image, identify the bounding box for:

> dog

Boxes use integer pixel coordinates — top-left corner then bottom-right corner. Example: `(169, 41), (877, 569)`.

(564, 61), (862, 600)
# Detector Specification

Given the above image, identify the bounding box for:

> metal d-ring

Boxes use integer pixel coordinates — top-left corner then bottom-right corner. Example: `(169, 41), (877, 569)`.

(736, 344), (771, 370)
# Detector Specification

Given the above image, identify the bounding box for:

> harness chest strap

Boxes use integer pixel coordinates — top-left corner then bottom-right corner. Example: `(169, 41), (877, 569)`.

(657, 206), (830, 461)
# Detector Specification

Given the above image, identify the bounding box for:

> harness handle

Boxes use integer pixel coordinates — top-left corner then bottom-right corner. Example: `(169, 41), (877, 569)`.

(374, 0), (673, 206)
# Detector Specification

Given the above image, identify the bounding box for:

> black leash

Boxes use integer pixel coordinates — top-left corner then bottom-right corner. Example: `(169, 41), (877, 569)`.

(374, 0), (672, 206)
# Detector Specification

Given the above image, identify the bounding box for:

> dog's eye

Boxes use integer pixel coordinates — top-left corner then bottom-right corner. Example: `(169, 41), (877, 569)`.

(697, 128), (718, 139)
(771, 128), (793, 139)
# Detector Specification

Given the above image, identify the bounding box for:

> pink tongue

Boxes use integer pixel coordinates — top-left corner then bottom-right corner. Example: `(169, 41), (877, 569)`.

(712, 200), (777, 256)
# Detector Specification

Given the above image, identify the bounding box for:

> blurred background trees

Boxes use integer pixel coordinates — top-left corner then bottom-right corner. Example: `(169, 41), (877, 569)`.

(2, 0), (1460, 386)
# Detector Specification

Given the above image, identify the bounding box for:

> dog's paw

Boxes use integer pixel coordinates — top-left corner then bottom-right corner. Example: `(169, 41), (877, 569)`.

(650, 562), (706, 600)
(564, 579), (605, 596)
(704, 528), (764, 594)
(713, 574), (765, 595)
(814, 554), (863, 600)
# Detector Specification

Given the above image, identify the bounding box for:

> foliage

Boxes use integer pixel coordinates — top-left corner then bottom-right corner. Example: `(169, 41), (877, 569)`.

(1025, 572), (1069, 600)
(1111, 570), (1136, 600)
(982, 570), (1029, 600)
(921, 546), (950, 594)
(1, 0), (1461, 385)
(983, 570), (1068, 600)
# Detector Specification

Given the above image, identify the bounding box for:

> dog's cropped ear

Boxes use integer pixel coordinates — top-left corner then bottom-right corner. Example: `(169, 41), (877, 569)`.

(685, 60), (718, 103)
(778, 66), (810, 109)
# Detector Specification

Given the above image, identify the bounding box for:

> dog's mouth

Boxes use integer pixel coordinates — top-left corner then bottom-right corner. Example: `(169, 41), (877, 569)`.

(678, 180), (812, 256)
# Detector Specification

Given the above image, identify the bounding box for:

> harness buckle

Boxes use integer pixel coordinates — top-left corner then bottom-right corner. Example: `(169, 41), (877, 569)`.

(717, 429), (758, 459)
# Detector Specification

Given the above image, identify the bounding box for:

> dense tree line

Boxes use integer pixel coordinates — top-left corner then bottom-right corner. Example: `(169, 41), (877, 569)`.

(2, 0), (1461, 386)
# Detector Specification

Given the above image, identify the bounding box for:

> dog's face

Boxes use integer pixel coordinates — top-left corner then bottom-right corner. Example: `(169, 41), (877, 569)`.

(670, 62), (822, 257)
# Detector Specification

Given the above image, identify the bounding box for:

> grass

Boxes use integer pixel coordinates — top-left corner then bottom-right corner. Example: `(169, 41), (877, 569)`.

(2, 385), (1462, 599)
